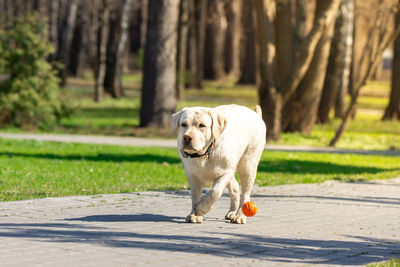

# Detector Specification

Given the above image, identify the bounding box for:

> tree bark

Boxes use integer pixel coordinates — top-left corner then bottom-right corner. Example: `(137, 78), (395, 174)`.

(280, 0), (340, 105)
(382, 3), (400, 121)
(104, 0), (132, 98)
(317, 0), (354, 124)
(282, 0), (339, 133)
(237, 0), (256, 84)
(224, 0), (241, 77)
(57, 0), (79, 86)
(140, 0), (179, 128)
(188, 0), (207, 89)
(94, 0), (111, 102)
(176, 0), (189, 100)
(204, 0), (227, 80)
(254, 0), (281, 141)
(275, 0), (293, 87)
(335, 0), (354, 119)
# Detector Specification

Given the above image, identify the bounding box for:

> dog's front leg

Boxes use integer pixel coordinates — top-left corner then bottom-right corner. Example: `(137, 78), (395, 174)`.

(194, 173), (233, 216)
(186, 177), (204, 223)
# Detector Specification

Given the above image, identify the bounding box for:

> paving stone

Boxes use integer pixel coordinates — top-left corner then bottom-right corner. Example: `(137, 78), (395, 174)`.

(1, 177), (400, 266)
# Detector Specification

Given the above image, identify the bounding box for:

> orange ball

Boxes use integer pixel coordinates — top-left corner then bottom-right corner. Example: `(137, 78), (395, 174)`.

(242, 201), (257, 217)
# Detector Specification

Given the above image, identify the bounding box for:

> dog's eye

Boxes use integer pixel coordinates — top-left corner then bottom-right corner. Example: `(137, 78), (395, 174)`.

(199, 123), (206, 128)
(181, 123), (187, 127)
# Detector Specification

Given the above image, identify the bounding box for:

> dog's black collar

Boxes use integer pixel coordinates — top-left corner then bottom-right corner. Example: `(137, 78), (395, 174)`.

(181, 140), (215, 159)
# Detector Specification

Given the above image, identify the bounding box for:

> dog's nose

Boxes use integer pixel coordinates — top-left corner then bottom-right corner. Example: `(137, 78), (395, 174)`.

(183, 135), (192, 143)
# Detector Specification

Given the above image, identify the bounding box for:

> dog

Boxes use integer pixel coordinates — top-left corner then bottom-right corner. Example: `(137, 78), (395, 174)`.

(170, 104), (266, 224)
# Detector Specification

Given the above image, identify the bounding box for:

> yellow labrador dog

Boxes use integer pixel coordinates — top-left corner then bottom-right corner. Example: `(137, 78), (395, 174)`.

(170, 104), (266, 224)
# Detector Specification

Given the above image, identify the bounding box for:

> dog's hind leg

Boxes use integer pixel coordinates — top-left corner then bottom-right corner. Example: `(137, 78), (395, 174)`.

(232, 145), (264, 224)
(225, 177), (240, 220)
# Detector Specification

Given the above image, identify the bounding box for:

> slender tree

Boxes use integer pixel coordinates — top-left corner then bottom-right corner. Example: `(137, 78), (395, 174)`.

(56, 0), (79, 86)
(317, 0), (354, 124)
(140, 0), (179, 128)
(104, 0), (132, 98)
(204, 0), (227, 79)
(237, 0), (256, 84)
(176, 0), (189, 100)
(330, 0), (400, 146)
(224, 0), (241, 77)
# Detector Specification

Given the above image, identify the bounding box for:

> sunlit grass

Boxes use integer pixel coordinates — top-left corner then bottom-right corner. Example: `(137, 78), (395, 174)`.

(1, 73), (398, 150)
(0, 138), (399, 201)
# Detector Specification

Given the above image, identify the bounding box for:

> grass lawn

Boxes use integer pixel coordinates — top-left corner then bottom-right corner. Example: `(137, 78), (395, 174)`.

(1, 138), (399, 201)
(2, 73), (398, 150)
(367, 258), (400, 267)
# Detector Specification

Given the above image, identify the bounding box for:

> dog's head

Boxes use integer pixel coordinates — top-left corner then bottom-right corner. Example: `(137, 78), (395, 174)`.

(170, 107), (227, 154)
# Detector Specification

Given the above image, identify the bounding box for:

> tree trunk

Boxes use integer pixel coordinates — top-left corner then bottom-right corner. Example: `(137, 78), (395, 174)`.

(275, 0), (293, 87)
(187, 0), (207, 89)
(317, 0), (353, 124)
(140, 0), (148, 49)
(330, 2), (400, 146)
(254, 0), (281, 141)
(237, 0), (256, 84)
(382, 4), (400, 121)
(335, 0), (354, 119)
(176, 0), (189, 100)
(140, 0), (179, 128)
(282, 0), (338, 133)
(104, 0), (132, 98)
(57, 0), (79, 86)
(68, 16), (86, 77)
(204, 0), (227, 80)
(94, 0), (111, 102)
(188, 0), (199, 88)
(224, 0), (241, 77)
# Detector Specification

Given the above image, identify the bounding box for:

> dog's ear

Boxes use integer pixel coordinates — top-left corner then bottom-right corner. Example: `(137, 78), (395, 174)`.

(170, 108), (185, 134)
(208, 109), (227, 139)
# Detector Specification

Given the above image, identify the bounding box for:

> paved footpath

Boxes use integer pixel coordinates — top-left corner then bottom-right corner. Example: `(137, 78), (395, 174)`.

(1, 177), (399, 266)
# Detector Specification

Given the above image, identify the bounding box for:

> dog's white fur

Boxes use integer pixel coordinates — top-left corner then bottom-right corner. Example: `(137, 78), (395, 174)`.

(170, 104), (266, 224)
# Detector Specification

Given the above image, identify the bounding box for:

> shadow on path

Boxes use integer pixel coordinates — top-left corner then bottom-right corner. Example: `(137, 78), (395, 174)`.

(0, 217), (398, 265)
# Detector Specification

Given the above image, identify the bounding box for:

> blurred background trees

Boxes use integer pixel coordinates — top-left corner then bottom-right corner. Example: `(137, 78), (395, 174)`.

(0, 0), (399, 145)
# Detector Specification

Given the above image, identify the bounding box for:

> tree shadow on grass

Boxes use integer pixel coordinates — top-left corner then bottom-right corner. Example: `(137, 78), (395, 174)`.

(258, 159), (399, 175)
(0, 152), (181, 164)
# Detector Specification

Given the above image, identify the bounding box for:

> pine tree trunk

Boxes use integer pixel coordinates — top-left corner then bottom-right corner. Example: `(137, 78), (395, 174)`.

(140, 0), (179, 128)
(237, 0), (256, 84)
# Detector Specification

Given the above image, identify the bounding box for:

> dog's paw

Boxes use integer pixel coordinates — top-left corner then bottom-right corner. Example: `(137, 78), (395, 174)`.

(225, 211), (236, 220)
(231, 214), (247, 224)
(185, 214), (203, 223)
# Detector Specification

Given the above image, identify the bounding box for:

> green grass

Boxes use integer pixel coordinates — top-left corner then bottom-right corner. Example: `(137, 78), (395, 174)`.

(367, 258), (400, 267)
(1, 73), (398, 150)
(0, 138), (399, 201)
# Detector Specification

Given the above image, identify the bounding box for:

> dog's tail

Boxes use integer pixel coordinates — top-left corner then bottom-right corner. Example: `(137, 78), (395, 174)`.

(255, 105), (262, 116)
